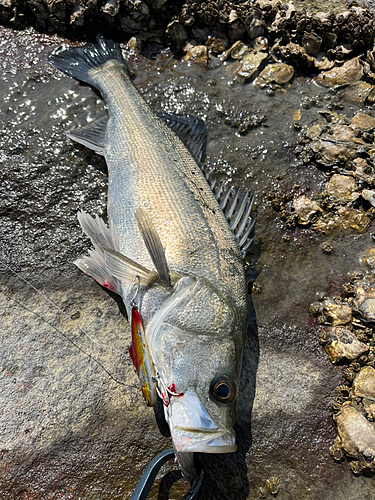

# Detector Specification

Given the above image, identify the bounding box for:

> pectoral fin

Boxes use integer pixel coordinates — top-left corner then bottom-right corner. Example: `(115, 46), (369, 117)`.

(75, 211), (121, 294)
(101, 246), (158, 286)
(135, 208), (170, 287)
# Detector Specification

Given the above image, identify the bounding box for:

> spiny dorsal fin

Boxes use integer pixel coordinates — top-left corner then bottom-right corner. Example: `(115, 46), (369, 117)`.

(67, 116), (108, 155)
(135, 208), (170, 287)
(158, 113), (207, 166)
(200, 173), (257, 258)
(101, 246), (158, 286)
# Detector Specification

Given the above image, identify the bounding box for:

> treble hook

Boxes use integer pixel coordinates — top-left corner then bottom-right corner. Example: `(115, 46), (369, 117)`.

(130, 449), (203, 500)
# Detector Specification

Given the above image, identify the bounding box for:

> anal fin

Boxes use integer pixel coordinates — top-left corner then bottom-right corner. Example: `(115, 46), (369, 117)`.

(67, 116), (108, 155)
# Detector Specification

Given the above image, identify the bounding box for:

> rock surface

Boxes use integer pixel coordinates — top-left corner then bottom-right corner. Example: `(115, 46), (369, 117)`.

(2, 8), (375, 499)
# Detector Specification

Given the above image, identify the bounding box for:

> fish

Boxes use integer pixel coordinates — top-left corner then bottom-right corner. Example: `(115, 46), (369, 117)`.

(48, 35), (256, 480)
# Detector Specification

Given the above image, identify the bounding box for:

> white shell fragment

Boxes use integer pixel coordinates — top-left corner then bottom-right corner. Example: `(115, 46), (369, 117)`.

(335, 403), (375, 466)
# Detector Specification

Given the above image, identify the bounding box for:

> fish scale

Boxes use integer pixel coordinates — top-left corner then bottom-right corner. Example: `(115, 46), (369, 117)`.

(90, 61), (245, 308)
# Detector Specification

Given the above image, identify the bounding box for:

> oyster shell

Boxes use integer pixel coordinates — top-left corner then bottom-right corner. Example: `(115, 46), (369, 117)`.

(183, 44), (208, 65)
(325, 174), (359, 203)
(237, 51), (268, 79)
(350, 112), (375, 131)
(362, 189), (375, 207)
(322, 300), (352, 326)
(292, 195), (320, 225)
(337, 207), (371, 234)
(352, 366), (375, 400)
(353, 283), (375, 322)
(324, 326), (369, 364)
(315, 58), (363, 88)
(301, 31), (322, 57)
(334, 403), (375, 468)
(254, 62), (294, 87)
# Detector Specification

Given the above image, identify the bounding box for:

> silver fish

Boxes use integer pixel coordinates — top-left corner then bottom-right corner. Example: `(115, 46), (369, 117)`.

(48, 36), (256, 479)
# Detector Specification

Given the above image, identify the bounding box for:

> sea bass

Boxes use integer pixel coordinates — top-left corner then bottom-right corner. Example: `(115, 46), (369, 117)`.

(48, 36), (256, 479)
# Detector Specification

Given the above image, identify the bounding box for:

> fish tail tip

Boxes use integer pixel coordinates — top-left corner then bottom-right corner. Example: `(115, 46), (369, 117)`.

(48, 35), (124, 84)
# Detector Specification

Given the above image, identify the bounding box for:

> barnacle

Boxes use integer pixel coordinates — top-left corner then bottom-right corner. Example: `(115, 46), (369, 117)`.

(330, 436), (344, 461)
(265, 477), (280, 496)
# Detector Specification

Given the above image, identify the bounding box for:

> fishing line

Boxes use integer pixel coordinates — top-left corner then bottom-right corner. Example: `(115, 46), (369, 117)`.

(0, 259), (127, 386)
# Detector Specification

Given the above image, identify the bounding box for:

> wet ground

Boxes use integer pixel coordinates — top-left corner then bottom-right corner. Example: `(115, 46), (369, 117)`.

(1, 15), (375, 500)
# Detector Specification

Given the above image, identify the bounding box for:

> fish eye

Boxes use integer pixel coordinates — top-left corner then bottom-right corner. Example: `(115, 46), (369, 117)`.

(210, 375), (236, 404)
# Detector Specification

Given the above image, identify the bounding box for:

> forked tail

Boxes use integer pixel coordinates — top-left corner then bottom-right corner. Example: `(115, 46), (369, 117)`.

(48, 35), (126, 85)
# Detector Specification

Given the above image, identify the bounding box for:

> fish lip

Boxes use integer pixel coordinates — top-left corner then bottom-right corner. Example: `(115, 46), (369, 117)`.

(165, 390), (237, 454)
(171, 426), (237, 453)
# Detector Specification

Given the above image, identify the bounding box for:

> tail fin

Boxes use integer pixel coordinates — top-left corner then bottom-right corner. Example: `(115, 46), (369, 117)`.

(48, 35), (125, 85)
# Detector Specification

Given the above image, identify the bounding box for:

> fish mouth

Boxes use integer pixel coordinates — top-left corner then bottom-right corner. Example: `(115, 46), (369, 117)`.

(165, 390), (237, 454)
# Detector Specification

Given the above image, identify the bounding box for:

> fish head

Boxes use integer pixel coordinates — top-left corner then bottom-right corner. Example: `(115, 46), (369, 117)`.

(146, 276), (246, 455)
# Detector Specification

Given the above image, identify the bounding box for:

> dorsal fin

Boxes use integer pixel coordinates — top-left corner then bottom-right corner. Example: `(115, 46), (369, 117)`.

(159, 112), (256, 257)
(202, 173), (257, 257)
(67, 116), (108, 155)
(135, 208), (170, 287)
(158, 113), (206, 166)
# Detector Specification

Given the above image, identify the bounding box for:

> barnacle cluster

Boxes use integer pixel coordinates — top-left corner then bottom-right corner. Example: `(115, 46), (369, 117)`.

(311, 253), (375, 474)
(271, 111), (375, 234)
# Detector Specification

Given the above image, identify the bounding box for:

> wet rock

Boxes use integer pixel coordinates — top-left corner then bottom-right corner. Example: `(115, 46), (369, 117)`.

(237, 50), (268, 79)
(352, 366), (375, 400)
(301, 31), (322, 57)
(254, 62), (294, 87)
(315, 58), (363, 88)
(292, 195), (320, 225)
(335, 403), (375, 469)
(325, 174), (359, 203)
(324, 326), (368, 364)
